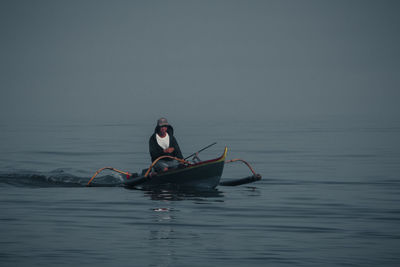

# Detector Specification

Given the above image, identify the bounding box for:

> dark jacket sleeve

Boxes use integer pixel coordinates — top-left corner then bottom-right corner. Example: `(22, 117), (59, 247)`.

(170, 136), (183, 159)
(149, 134), (164, 162)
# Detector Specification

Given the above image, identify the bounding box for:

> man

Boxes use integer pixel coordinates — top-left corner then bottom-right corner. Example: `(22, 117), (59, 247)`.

(149, 117), (183, 172)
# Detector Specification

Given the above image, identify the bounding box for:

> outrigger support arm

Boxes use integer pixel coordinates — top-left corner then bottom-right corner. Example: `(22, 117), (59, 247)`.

(87, 157), (192, 187)
(144, 156), (192, 177)
(225, 159), (258, 176)
(219, 159), (262, 186)
(87, 167), (131, 187)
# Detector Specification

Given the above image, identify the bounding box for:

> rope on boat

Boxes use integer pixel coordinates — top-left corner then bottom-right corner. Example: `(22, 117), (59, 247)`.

(86, 167), (131, 187)
(144, 156), (192, 177)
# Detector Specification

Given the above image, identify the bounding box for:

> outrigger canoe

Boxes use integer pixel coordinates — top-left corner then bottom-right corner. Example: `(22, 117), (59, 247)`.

(87, 147), (261, 189)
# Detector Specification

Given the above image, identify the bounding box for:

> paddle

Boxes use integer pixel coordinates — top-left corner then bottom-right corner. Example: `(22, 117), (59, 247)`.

(184, 142), (217, 160)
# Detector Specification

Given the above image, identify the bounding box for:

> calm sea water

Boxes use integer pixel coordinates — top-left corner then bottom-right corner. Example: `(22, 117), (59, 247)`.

(1, 117), (400, 266)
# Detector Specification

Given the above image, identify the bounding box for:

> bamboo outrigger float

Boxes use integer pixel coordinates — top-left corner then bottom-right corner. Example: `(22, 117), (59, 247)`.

(87, 146), (261, 189)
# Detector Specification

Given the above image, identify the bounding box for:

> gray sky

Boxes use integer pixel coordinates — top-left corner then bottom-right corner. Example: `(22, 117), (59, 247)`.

(1, 0), (399, 124)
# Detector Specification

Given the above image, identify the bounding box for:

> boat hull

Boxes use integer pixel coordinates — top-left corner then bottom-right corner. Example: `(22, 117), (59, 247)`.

(124, 148), (227, 189)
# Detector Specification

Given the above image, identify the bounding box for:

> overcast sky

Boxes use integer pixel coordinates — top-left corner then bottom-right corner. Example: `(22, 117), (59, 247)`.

(1, 0), (399, 124)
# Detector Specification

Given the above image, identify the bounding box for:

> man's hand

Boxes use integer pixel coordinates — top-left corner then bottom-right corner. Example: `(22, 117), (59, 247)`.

(164, 147), (175, 153)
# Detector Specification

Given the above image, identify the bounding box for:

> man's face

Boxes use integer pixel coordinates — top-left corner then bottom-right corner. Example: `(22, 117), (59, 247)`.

(160, 126), (168, 135)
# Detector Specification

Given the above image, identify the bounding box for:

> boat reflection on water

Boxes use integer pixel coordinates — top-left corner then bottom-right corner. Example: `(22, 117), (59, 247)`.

(130, 186), (225, 201)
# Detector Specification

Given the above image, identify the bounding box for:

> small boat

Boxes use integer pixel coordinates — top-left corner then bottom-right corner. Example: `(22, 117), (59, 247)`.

(87, 146), (261, 189)
(125, 147), (228, 189)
